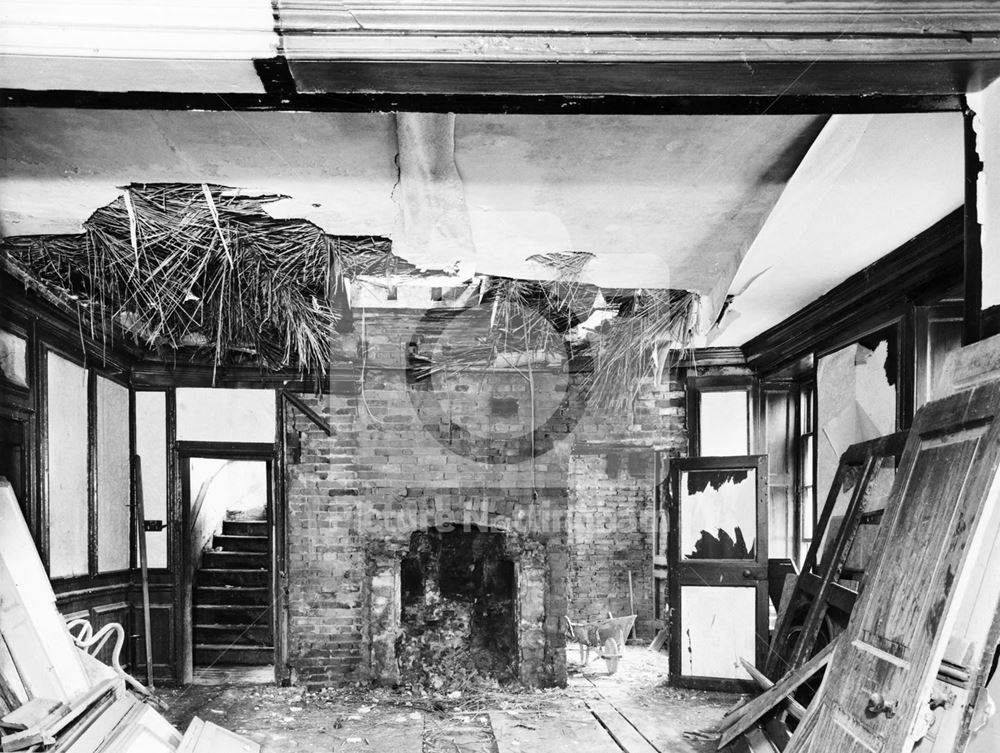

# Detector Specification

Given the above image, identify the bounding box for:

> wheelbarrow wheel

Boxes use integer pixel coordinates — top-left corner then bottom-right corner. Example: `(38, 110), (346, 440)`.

(603, 638), (621, 675)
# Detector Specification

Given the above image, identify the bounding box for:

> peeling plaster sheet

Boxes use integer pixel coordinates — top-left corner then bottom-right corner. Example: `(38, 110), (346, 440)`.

(714, 112), (964, 346)
(455, 113), (825, 311)
(1, 109), (820, 300)
(969, 80), (1000, 311)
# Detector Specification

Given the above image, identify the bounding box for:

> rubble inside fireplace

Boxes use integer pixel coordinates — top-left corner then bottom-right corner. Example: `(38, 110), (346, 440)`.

(397, 527), (517, 690)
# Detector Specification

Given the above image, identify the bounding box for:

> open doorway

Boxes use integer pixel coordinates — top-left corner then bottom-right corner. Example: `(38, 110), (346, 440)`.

(179, 446), (275, 684)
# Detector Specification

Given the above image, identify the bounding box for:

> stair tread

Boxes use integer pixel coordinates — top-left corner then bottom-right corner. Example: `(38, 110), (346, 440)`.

(205, 550), (267, 555)
(195, 585), (269, 591)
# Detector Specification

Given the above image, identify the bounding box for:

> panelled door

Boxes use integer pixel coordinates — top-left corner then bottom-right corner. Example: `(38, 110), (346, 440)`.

(667, 454), (769, 690)
(786, 382), (1000, 753)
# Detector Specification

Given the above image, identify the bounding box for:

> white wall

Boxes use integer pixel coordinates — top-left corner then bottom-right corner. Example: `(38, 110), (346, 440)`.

(135, 391), (168, 569)
(46, 352), (89, 578)
(176, 388), (275, 444)
(96, 376), (130, 572)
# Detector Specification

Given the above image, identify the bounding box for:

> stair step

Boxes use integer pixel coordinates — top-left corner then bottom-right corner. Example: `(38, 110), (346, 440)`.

(212, 534), (268, 553)
(194, 623), (272, 646)
(194, 586), (270, 606)
(201, 551), (268, 570)
(223, 519), (268, 536)
(197, 568), (269, 587)
(194, 645), (273, 666)
(194, 604), (270, 625)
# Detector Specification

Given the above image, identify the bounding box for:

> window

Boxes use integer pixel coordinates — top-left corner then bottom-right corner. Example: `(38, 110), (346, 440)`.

(799, 382), (816, 545)
(689, 379), (753, 457)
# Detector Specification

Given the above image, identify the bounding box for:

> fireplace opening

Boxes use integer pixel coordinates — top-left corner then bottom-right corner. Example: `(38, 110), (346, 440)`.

(397, 526), (516, 689)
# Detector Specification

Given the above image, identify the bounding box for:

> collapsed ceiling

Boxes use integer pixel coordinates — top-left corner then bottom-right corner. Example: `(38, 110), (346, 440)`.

(0, 108), (964, 347)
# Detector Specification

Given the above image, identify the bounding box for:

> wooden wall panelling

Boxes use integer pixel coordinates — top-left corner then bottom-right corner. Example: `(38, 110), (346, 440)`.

(89, 602), (131, 669)
(743, 210), (964, 375)
(785, 379), (1000, 753)
(130, 600), (174, 682)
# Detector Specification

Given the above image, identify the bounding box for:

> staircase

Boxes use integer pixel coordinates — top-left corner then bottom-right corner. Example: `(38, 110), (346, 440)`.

(193, 517), (272, 666)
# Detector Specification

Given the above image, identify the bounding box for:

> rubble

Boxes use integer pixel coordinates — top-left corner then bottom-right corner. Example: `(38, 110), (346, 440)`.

(0, 479), (259, 753)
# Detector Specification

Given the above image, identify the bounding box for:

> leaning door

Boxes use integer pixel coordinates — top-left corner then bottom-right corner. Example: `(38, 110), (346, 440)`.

(668, 455), (769, 690)
(786, 382), (1000, 753)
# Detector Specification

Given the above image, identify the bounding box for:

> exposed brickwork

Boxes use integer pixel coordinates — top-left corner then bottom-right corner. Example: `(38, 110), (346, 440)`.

(282, 308), (687, 687)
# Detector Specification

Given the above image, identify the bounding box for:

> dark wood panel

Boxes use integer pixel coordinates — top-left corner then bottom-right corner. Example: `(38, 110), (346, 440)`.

(90, 602), (131, 668)
(742, 210), (964, 373)
(0, 88), (964, 116)
(131, 604), (174, 681)
(288, 60), (1000, 99)
(132, 361), (358, 396)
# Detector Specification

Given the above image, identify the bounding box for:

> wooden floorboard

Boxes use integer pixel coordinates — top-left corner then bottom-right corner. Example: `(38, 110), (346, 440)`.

(490, 708), (620, 753)
(587, 701), (659, 753)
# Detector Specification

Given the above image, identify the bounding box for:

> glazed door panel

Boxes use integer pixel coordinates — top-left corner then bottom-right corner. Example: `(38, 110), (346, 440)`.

(667, 455), (769, 690)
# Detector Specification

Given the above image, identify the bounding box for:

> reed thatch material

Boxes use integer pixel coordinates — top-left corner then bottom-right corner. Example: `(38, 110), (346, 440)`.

(427, 276), (699, 412)
(2, 183), (700, 405)
(582, 288), (699, 411)
(1, 184), (391, 375)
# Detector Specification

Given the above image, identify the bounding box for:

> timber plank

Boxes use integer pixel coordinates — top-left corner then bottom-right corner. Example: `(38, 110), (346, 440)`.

(0, 637), (27, 714)
(738, 658), (806, 720)
(764, 433), (905, 680)
(587, 701), (659, 753)
(57, 696), (137, 753)
(490, 709), (619, 753)
(0, 480), (90, 702)
(0, 698), (64, 731)
(177, 717), (259, 753)
(718, 639), (838, 750)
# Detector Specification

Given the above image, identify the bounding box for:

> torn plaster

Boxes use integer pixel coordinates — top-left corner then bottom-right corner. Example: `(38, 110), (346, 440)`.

(0, 108), (399, 237)
(713, 112), (964, 347)
(1, 109), (820, 301)
(969, 79), (1000, 312)
(391, 112), (477, 276)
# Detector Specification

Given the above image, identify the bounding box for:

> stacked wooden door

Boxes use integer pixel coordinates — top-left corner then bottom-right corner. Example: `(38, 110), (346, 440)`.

(786, 381), (1000, 752)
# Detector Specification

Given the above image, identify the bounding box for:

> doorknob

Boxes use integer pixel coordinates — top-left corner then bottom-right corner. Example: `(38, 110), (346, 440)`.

(742, 569), (753, 579)
(865, 692), (898, 718)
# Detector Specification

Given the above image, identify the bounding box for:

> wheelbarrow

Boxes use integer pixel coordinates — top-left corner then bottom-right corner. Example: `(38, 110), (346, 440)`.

(565, 613), (637, 675)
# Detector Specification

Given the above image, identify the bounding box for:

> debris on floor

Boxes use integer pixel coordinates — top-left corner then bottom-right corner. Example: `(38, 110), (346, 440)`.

(157, 645), (736, 753)
(0, 479), (259, 753)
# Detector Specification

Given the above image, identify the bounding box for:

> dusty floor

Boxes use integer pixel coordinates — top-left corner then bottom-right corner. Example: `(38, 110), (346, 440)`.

(159, 646), (738, 752)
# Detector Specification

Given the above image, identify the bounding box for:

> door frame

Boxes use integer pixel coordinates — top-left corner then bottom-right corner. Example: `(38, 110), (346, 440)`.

(174, 441), (280, 684)
(667, 454), (769, 691)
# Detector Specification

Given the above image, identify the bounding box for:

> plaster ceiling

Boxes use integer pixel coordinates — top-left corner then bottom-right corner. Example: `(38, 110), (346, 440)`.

(710, 112), (964, 347)
(0, 108), (823, 325)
